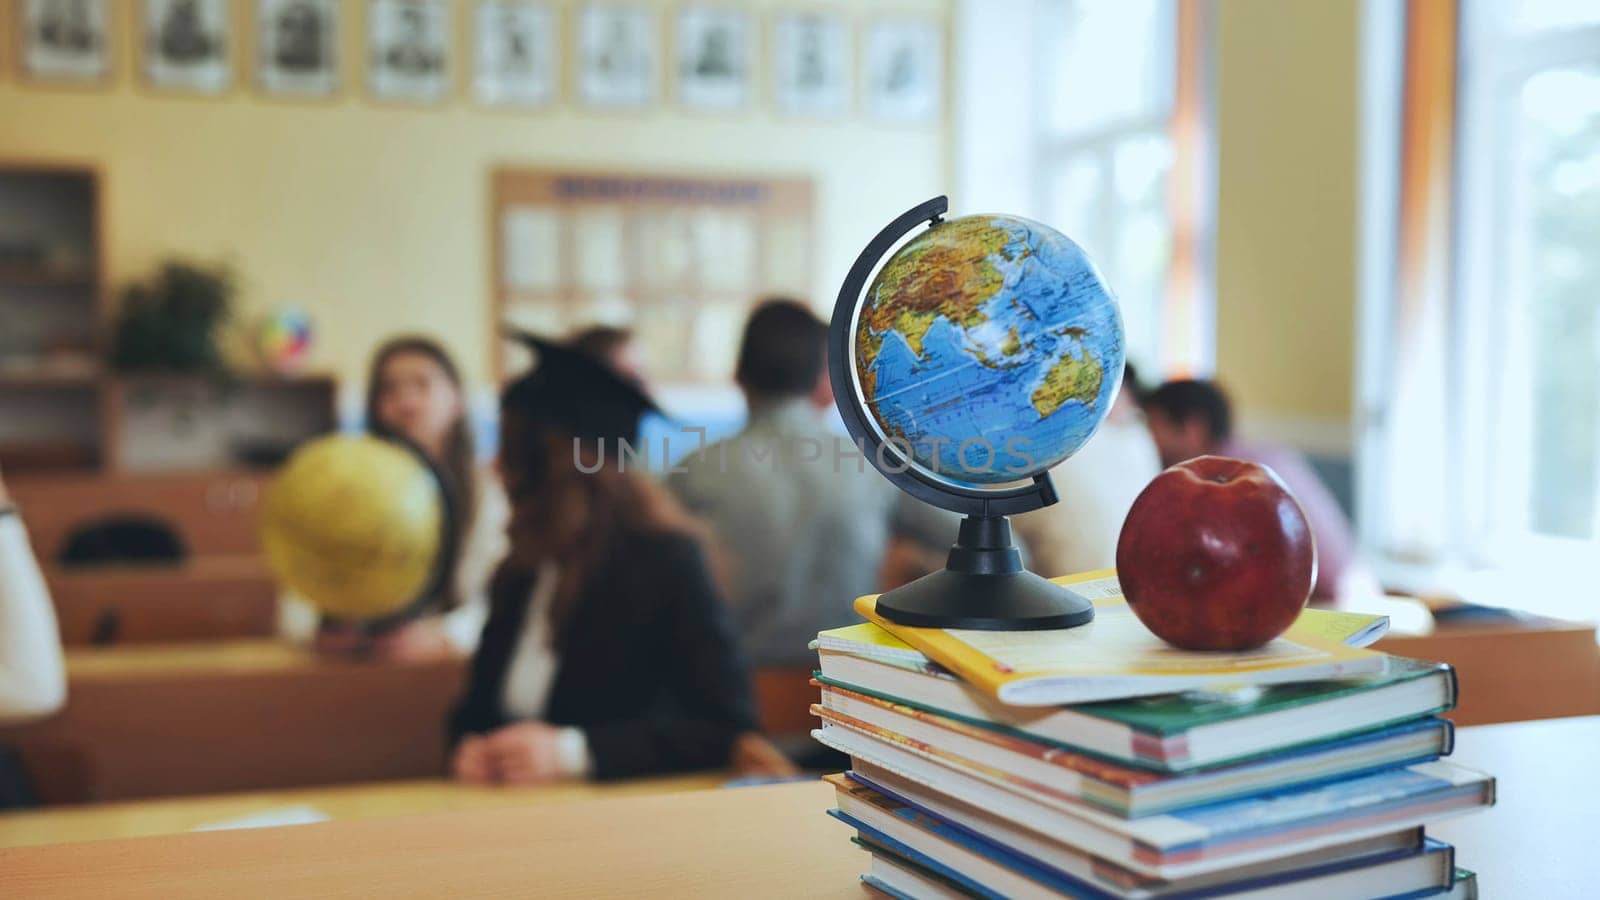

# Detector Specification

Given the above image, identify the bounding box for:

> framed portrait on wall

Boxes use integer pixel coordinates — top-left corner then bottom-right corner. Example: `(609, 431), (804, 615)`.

(576, 4), (657, 109)
(256, 0), (339, 97)
(19, 0), (111, 83)
(773, 12), (850, 118)
(367, 0), (451, 103)
(141, 0), (232, 94)
(675, 7), (750, 112)
(864, 18), (943, 124)
(473, 1), (556, 107)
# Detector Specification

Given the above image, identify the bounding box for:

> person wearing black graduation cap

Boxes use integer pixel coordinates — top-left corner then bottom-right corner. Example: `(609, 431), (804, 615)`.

(447, 334), (794, 783)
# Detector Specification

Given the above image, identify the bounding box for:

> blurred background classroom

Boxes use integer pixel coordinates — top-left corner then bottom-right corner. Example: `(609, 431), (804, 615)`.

(0, 0), (1597, 848)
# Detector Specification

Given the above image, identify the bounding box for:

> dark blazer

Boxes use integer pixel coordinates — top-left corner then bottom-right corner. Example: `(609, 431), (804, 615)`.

(447, 528), (759, 780)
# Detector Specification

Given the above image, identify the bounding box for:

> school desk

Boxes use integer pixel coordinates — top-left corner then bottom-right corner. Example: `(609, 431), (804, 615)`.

(44, 556), (279, 646)
(1374, 618), (1600, 725)
(0, 717), (1592, 897)
(0, 774), (724, 849)
(0, 640), (468, 803)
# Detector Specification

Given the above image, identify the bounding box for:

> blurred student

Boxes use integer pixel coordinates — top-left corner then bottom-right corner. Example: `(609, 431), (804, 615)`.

(1012, 362), (1162, 577)
(0, 466), (65, 723)
(668, 300), (893, 667)
(449, 335), (792, 783)
(1141, 379), (1375, 602)
(284, 336), (508, 660)
(569, 324), (644, 383)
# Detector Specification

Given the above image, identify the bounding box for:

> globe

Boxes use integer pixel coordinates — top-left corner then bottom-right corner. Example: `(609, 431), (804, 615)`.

(854, 214), (1125, 485)
(260, 434), (446, 622)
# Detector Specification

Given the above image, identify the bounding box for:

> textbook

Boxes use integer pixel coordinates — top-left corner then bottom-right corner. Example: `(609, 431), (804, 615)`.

(852, 570), (1388, 706)
(813, 681), (1454, 816)
(814, 651), (1457, 772)
(813, 723), (1495, 880)
(829, 774), (1458, 900)
(860, 849), (968, 900)
(1448, 867), (1479, 899)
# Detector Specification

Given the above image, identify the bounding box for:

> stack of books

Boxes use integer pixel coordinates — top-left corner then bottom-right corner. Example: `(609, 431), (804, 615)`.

(811, 570), (1491, 899)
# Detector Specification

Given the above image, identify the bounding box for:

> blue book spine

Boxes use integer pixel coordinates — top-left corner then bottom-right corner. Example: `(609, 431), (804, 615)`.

(827, 808), (1085, 900)
(843, 771), (1447, 899)
(859, 873), (921, 900)
(1164, 766), (1485, 852)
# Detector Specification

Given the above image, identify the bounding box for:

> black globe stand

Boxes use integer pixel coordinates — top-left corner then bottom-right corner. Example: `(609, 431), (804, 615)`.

(829, 195), (1095, 631)
(876, 515), (1095, 630)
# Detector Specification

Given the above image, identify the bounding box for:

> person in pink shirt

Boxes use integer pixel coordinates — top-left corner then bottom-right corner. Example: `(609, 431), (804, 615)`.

(1139, 379), (1376, 603)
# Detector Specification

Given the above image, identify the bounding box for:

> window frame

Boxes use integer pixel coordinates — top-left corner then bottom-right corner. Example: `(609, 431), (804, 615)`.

(1028, 0), (1214, 379)
(1359, 0), (1600, 616)
(1455, 3), (1600, 563)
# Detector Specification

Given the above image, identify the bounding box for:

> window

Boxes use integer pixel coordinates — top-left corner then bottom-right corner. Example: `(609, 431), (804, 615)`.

(1361, 0), (1600, 615)
(958, 0), (1212, 378)
(1458, 2), (1600, 554)
(1038, 0), (1177, 376)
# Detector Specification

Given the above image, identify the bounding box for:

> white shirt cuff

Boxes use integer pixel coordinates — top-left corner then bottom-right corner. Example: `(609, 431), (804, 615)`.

(555, 727), (593, 779)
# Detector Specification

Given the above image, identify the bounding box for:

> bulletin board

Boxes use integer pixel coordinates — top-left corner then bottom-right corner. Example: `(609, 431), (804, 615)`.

(490, 168), (815, 384)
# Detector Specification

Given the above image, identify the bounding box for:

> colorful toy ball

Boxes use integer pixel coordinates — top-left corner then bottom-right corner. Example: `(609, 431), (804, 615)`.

(257, 307), (314, 373)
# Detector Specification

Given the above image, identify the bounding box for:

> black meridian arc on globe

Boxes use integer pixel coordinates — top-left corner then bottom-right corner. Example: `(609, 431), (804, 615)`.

(353, 435), (461, 635)
(828, 195), (1095, 631)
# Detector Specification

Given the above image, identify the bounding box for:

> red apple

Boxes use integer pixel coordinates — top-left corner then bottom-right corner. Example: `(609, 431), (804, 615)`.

(1116, 455), (1317, 651)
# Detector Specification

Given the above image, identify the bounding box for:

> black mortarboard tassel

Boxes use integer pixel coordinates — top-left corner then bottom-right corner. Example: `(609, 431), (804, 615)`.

(501, 330), (660, 446)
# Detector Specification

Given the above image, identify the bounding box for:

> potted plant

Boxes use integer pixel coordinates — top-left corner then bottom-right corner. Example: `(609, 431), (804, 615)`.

(110, 261), (235, 377)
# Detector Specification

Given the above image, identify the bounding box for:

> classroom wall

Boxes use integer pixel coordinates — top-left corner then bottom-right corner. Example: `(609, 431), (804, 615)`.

(1213, 0), (1361, 455)
(0, 0), (951, 390)
(3, 0), (1368, 455)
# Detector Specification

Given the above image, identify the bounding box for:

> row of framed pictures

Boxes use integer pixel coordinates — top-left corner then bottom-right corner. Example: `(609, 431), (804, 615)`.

(12, 0), (944, 122)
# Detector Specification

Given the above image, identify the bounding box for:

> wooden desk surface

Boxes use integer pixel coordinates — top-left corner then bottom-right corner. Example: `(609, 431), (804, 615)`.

(61, 638), (316, 678)
(0, 718), (1593, 897)
(0, 781), (865, 899)
(0, 774), (725, 850)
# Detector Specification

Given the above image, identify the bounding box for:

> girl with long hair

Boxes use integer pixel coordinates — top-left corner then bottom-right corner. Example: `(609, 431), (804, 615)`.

(285, 336), (508, 660)
(447, 335), (792, 781)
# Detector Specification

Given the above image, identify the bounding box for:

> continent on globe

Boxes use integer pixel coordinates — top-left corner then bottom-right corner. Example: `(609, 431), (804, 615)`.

(1031, 330), (1104, 418)
(854, 214), (1124, 485)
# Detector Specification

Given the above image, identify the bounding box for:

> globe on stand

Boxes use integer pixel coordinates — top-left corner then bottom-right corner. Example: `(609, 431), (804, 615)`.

(831, 196), (1125, 630)
(260, 434), (457, 627)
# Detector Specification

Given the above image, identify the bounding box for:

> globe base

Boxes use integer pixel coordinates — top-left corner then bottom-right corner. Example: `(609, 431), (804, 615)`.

(876, 515), (1095, 631)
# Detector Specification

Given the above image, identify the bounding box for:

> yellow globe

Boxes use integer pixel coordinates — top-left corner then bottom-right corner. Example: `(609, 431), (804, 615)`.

(261, 434), (444, 621)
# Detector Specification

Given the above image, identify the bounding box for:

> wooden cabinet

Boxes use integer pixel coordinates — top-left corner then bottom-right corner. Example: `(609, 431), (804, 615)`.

(1, 163), (337, 475)
(0, 164), (104, 472)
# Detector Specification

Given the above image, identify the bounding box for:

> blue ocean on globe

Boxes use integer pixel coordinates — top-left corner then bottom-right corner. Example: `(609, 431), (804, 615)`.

(855, 214), (1125, 485)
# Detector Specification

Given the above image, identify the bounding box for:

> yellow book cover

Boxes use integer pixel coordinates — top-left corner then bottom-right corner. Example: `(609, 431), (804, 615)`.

(852, 570), (1388, 706)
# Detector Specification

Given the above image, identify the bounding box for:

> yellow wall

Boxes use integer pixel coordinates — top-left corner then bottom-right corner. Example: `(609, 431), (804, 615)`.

(0, 0), (950, 389)
(4, 0), (1366, 440)
(1214, 0), (1360, 439)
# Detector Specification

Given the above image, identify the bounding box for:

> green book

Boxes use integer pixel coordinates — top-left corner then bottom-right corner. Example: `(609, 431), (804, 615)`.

(815, 643), (1457, 772)
(1448, 867), (1479, 899)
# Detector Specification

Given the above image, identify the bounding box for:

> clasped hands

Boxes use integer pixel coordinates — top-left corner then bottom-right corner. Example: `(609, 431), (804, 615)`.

(451, 726), (799, 785)
(452, 722), (570, 785)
